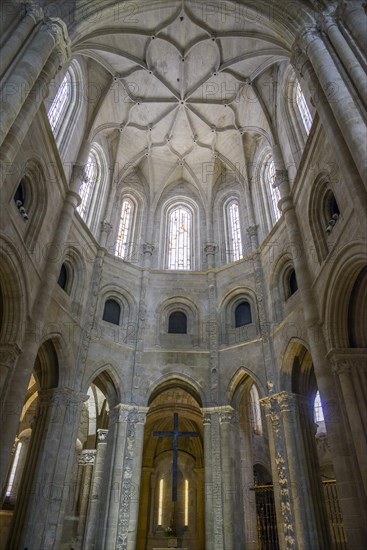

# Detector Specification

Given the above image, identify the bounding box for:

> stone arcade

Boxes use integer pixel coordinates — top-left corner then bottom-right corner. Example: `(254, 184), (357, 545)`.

(0, 1), (366, 549)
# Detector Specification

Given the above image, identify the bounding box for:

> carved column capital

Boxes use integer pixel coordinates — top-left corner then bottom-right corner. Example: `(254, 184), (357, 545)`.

(24, 1), (44, 23)
(296, 26), (322, 55)
(204, 243), (217, 256)
(142, 243), (154, 255)
(43, 17), (71, 67)
(247, 224), (258, 238)
(100, 220), (113, 235)
(78, 449), (96, 465)
(97, 429), (108, 443)
(109, 403), (148, 424)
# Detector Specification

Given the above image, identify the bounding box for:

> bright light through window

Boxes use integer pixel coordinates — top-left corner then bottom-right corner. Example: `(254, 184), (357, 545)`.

(116, 199), (133, 259)
(48, 73), (71, 134)
(158, 478), (164, 525)
(77, 150), (100, 220)
(228, 200), (243, 262)
(184, 479), (189, 526)
(314, 391), (324, 423)
(167, 206), (192, 270)
(6, 441), (22, 497)
(266, 160), (281, 222)
(296, 81), (312, 134)
(250, 384), (262, 435)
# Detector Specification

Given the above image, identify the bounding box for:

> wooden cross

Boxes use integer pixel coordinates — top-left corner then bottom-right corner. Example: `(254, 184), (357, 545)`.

(153, 412), (198, 501)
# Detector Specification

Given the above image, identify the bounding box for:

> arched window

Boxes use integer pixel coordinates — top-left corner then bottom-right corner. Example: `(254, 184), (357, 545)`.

(76, 144), (108, 233)
(295, 81), (312, 134)
(263, 158), (281, 224)
(249, 384), (262, 435)
(288, 269), (298, 297)
(115, 199), (134, 259)
(48, 71), (72, 135)
(314, 391), (324, 423)
(13, 179), (29, 221)
(168, 311), (187, 334)
(167, 205), (192, 270)
(57, 263), (68, 291)
(325, 191), (340, 234)
(235, 301), (252, 327)
(158, 478), (164, 526)
(102, 299), (121, 325)
(226, 199), (243, 262)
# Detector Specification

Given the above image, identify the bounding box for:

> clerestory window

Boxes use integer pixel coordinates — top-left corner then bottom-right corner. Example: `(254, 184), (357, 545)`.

(115, 199), (134, 260)
(295, 81), (312, 134)
(226, 199), (243, 262)
(167, 205), (192, 270)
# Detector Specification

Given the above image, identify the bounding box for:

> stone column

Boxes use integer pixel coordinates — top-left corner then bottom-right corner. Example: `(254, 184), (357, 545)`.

(76, 450), (96, 543)
(321, 14), (367, 105)
(219, 407), (243, 549)
(261, 392), (331, 550)
(0, 140), (91, 492)
(8, 387), (87, 550)
(98, 404), (147, 550)
(202, 406), (242, 550)
(0, 2), (44, 78)
(0, 343), (21, 401)
(82, 429), (108, 549)
(0, 17), (70, 148)
(297, 27), (367, 183)
(330, 351), (367, 495)
(336, 0), (367, 56)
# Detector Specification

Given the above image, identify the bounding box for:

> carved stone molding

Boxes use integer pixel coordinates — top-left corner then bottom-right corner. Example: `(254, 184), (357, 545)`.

(0, 343), (22, 366)
(110, 403), (148, 424)
(43, 17), (71, 66)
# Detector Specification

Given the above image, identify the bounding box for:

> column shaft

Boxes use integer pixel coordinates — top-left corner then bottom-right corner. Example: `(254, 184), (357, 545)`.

(300, 28), (366, 182)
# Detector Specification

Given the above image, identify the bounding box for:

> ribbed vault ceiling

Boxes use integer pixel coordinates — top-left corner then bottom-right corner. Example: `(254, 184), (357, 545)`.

(70, 0), (314, 195)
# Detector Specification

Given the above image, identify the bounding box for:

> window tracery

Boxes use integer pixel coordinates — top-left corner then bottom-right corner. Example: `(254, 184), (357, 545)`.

(48, 71), (72, 134)
(77, 148), (101, 221)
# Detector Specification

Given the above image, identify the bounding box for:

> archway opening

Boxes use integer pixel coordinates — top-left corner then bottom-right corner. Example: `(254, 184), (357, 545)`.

(137, 385), (204, 550)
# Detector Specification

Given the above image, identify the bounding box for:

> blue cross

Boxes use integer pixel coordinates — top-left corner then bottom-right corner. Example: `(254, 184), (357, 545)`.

(153, 412), (199, 501)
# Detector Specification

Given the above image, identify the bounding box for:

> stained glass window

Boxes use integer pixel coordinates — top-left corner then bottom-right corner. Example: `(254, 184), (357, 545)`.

(48, 72), (72, 134)
(77, 150), (100, 220)
(227, 200), (243, 262)
(116, 199), (134, 259)
(167, 206), (192, 270)
(296, 81), (312, 134)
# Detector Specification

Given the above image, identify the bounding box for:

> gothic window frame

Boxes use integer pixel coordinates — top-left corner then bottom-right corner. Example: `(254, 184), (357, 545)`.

(224, 197), (244, 263)
(221, 291), (258, 345)
(284, 266), (298, 300)
(115, 196), (137, 261)
(10, 159), (48, 252)
(46, 60), (83, 151)
(309, 173), (342, 263)
(76, 143), (108, 233)
(161, 198), (199, 271)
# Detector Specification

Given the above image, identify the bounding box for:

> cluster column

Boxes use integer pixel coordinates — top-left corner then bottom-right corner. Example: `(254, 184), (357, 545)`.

(8, 387), (88, 549)
(82, 429), (109, 549)
(261, 392), (330, 550)
(98, 404), (147, 550)
(202, 406), (243, 550)
(0, 14), (71, 186)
